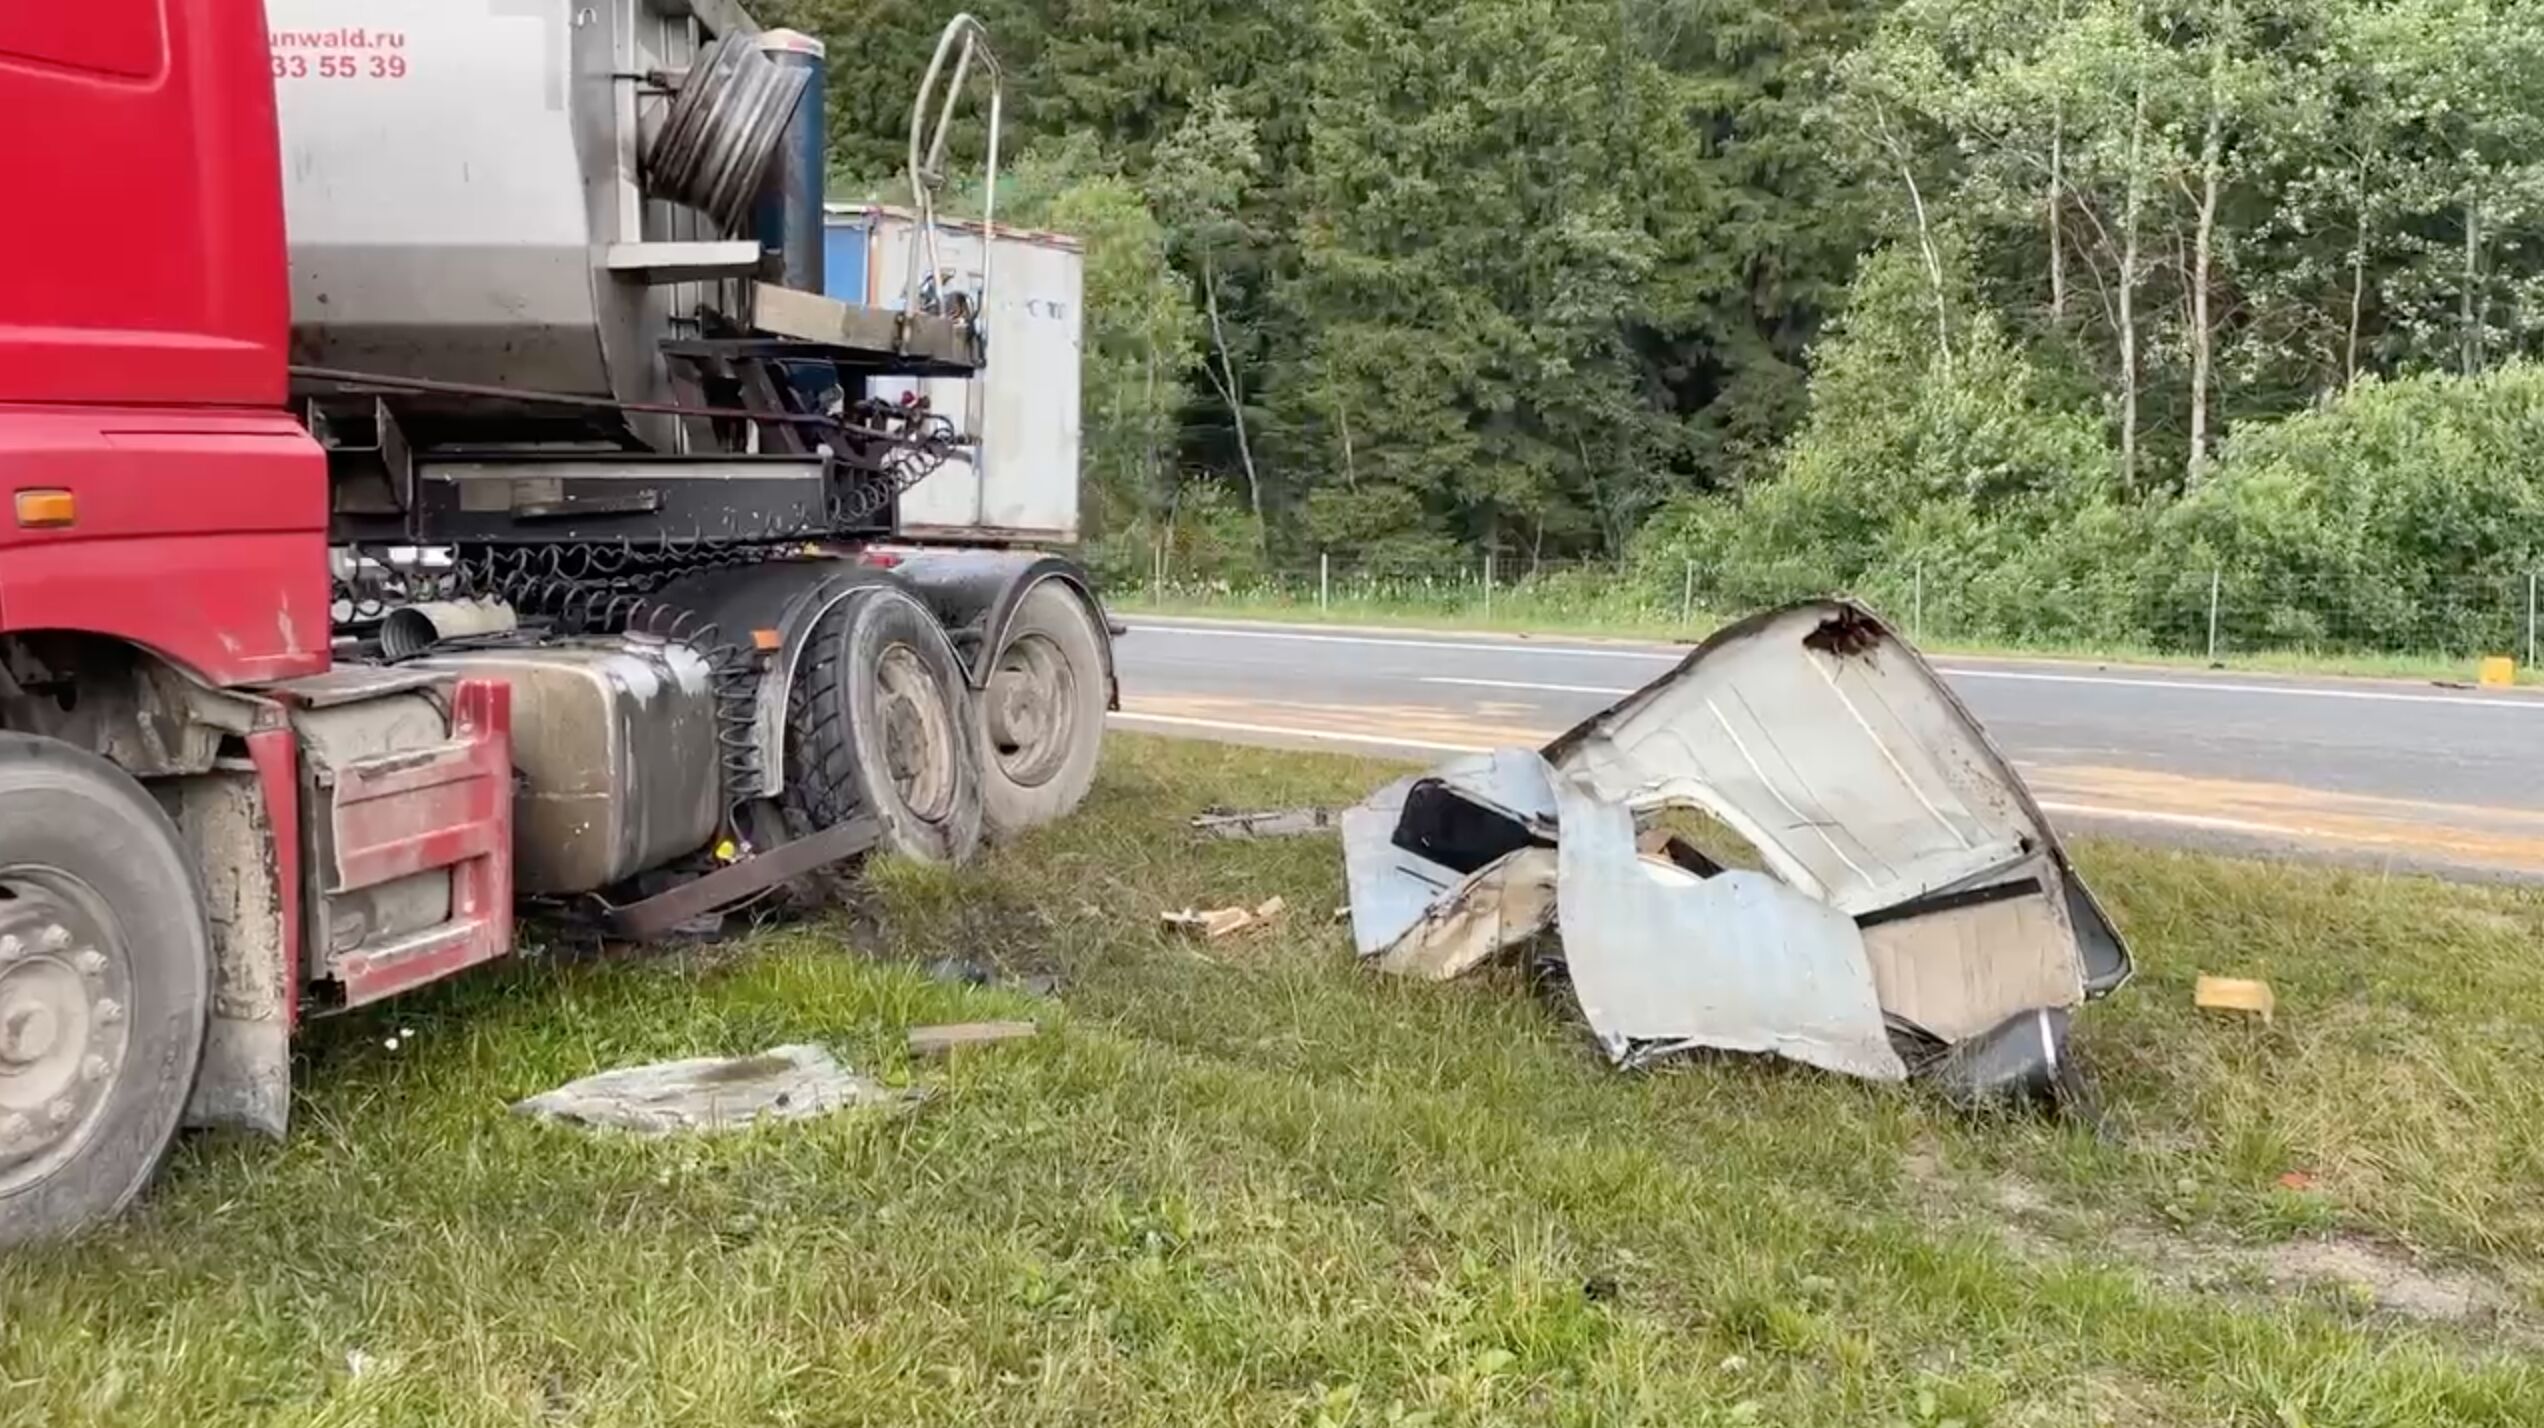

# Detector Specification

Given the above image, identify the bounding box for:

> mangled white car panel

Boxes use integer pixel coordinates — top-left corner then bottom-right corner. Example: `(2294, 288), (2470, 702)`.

(1344, 598), (2132, 1076)
(1542, 600), (2129, 1042)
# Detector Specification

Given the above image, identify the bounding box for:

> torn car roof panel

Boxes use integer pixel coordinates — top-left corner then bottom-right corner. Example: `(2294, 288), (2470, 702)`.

(1544, 599), (2131, 1004)
(1340, 598), (2130, 1075)
(1547, 602), (2041, 914)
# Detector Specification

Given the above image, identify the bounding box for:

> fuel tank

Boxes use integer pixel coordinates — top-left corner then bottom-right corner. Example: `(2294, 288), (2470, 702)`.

(416, 638), (722, 895)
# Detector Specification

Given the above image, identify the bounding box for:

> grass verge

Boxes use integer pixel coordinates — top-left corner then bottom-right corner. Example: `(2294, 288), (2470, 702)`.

(8, 735), (2544, 1425)
(1115, 591), (2543, 687)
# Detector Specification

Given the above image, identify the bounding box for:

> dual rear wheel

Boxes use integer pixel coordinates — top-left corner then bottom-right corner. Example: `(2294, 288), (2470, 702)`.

(768, 580), (1107, 872)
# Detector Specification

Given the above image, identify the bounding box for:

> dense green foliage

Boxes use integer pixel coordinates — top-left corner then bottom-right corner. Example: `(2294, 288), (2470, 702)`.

(767, 0), (2544, 649)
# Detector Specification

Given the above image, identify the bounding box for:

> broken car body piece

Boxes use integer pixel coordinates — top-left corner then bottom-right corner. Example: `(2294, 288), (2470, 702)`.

(1556, 778), (1906, 1079)
(1343, 598), (2132, 1084)
(1342, 748), (1560, 978)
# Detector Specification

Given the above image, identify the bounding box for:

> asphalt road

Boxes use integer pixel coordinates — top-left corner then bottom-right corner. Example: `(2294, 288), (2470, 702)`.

(1107, 614), (2544, 881)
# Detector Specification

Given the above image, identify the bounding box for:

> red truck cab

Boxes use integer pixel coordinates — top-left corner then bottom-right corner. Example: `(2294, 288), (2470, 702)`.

(0, 1), (329, 679)
(1, 3), (514, 1244)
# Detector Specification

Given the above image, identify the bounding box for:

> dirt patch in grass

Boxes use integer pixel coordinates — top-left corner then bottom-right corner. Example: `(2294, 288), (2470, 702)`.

(2262, 1236), (2520, 1329)
(1906, 1145), (2539, 1344)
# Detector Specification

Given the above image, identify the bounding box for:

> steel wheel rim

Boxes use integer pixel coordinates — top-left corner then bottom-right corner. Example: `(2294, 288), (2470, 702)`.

(986, 634), (1076, 789)
(0, 867), (132, 1195)
(875, 642), (957, 821)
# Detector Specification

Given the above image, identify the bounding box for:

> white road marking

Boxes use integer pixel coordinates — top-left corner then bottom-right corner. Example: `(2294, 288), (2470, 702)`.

(1431, 667), (2544, 714)
(1122, 621), (1679, 662)
(1128, 620), (2544, 713)
(1936, 666), (2544, 711)
(1110, 712), (1491, 754)
(1113, 712), (2349, 844)
(1424, 676), (1635, 696)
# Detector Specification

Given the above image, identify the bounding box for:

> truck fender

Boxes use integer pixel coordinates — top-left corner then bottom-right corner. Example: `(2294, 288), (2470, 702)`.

(170, 728), (301, 1140)
(649, 558), (907, 804)
(885, 549), (1118, 710)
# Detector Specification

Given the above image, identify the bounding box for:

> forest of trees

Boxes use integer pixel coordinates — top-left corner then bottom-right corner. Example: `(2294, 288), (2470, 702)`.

(769, 0), (2544, 650)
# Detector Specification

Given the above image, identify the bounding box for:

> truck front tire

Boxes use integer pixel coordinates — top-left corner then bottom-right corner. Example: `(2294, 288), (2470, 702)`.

(974, 582), (1108, 841)
(0, 733), (210, 1246)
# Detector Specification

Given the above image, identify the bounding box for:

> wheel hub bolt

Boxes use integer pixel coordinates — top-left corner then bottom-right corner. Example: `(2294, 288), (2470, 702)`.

(73, 949), (106, 977)
(37, 925), (69, 953)
(0, 1113), (29, 1148)
(0, 935), (21, 965)
(93, 998), (123, 1028)
(45, 1098), (73, 1126)
(81, 1054), (108, 1083)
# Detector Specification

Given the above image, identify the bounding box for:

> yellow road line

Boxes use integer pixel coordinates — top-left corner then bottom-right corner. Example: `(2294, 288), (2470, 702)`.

(2026, 764), (2544, 872)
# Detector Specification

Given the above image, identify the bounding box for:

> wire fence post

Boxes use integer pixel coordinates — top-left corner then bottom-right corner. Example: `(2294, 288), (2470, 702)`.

(2205, 567), (2223, 663)
(1151, 541), (1164, 608)
(1680, 559), (1695, 627)
(1482, 551), (1495, 619)
(1913, 560), (1925, 642)
(1319, 551), (1331, 612)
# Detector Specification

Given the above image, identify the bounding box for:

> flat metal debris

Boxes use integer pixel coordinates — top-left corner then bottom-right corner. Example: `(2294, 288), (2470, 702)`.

(1338, 598), (2134, 1105)
(1192, 807), (1339, 839)
(907, 1021), (1039, 1056)
(1344, 748), (1557, 963)
(511, 1044), (920, 1135)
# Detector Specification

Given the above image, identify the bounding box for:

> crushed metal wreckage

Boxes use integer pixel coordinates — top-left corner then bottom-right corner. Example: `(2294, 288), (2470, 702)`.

(1340, 598), (2132, 1108)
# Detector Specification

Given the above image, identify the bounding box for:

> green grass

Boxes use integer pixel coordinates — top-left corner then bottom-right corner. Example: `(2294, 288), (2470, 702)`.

(1114, 589), (2544, 687)
(9, 736), (2544, 1425)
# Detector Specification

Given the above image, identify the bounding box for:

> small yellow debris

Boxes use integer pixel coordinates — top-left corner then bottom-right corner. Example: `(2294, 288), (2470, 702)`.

(2479, 656), (2516, 688)
(713, 838), (740, 862)
(2195, 975), (2276, 1023)
(1164, 897), (1288, 940)
(1164, 906), (1252, 939)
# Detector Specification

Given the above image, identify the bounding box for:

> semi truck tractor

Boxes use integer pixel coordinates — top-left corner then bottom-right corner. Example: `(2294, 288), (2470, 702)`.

(0, 2), (1113, 1242)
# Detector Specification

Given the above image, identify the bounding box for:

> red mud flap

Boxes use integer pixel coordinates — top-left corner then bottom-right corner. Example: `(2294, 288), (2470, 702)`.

(313, 679), (515, 1006)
